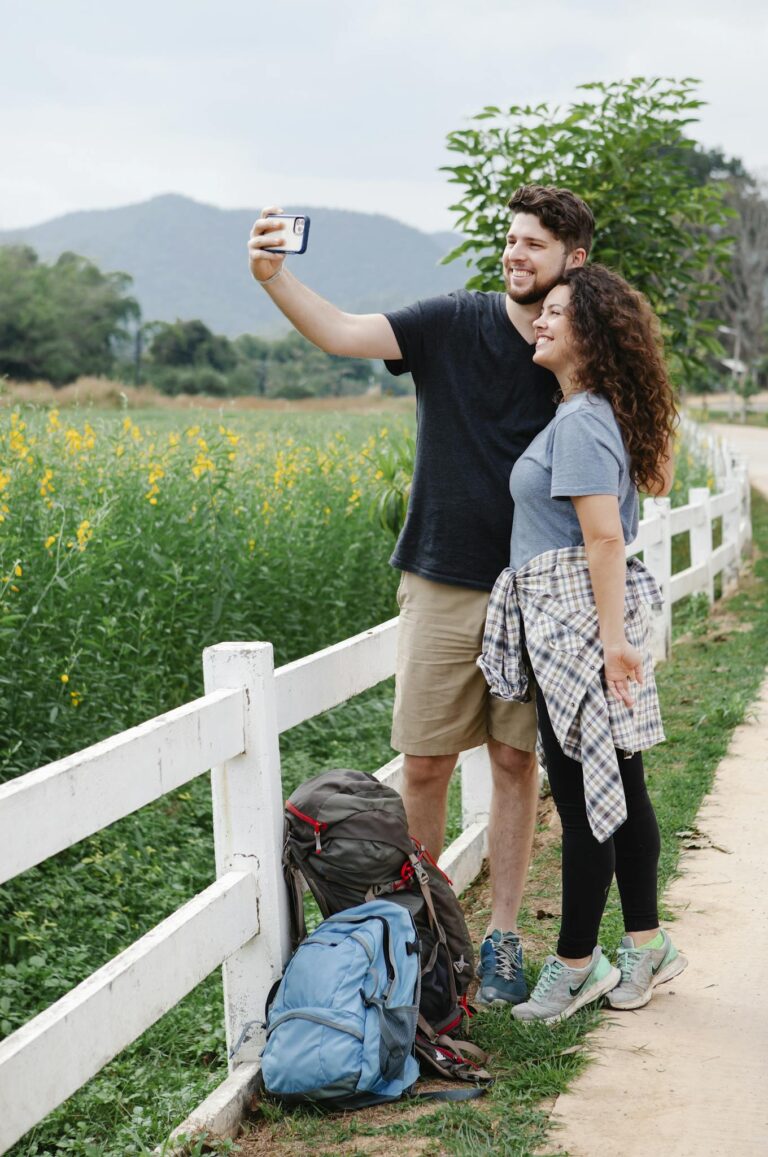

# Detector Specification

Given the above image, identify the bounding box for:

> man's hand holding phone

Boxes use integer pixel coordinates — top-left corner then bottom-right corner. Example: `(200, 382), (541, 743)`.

(248, 206), (310, 286)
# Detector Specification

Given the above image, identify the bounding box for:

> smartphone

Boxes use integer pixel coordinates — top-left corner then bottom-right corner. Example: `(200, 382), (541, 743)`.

(264, 214), (311, 254)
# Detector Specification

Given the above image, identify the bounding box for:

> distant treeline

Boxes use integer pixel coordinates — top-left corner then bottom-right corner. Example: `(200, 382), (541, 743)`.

(0, 245), (406, 398)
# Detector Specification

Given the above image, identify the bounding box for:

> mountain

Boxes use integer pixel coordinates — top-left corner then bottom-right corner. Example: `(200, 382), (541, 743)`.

(0, 195), (467, 338)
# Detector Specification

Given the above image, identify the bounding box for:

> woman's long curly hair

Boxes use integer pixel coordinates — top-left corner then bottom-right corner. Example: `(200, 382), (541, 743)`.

(558, 264), (678, 493)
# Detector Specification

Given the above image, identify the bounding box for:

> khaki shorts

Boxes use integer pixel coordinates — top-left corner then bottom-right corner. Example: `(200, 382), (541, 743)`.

(391, 571), (537, 757)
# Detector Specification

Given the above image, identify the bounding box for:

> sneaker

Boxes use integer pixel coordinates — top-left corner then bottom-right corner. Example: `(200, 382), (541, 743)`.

(512, 947), (620, 1024)
(476, 930), (528, 1006)
(607, 931), (688, 1010)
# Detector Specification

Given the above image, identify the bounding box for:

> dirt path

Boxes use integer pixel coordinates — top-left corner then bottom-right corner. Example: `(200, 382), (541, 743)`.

(708, 422), (768, 499)
(545, 424), (768, 1156)
(545, 674), (768, 1157)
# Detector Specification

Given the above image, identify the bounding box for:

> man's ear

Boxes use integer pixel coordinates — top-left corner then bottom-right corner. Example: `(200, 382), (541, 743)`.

(566, 248), (587, 269)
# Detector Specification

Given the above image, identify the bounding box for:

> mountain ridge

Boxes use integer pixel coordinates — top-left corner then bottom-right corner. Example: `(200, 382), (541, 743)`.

(0, 195), (469, 338)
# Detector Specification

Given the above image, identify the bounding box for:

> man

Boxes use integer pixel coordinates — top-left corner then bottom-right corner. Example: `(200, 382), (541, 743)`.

(248, 185), (594, 1005)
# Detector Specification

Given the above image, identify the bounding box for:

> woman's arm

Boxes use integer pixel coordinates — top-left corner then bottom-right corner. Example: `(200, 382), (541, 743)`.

(572, 493), (644, 707)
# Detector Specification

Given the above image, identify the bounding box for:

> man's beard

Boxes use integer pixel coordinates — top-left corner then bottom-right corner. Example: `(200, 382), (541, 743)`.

(505, 259), (568, 307)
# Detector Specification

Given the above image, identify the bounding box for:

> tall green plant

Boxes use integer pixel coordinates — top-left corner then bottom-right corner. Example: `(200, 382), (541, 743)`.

(442, 78), (734, 386)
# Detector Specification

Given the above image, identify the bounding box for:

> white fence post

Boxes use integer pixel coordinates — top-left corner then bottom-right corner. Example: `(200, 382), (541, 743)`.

(722, 480), (742, 598)
(203, 643), (290, 1071)
(689, 487), (714, 605)
(734, 457), (752, 554)
(643, 496), (672, 662)
(459, 746), (493, 830)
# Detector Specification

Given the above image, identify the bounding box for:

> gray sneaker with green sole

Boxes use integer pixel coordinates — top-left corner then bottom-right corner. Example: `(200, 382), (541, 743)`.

(512, 946), (620, 1024)
(607, 930), (688, 1010)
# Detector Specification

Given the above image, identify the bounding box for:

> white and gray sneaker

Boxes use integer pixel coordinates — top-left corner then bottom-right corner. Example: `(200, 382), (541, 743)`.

(607, 931), (688, 1010)
(512, 946), (620, 1024)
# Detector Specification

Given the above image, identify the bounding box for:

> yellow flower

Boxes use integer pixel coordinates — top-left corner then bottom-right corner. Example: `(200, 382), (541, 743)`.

(14, 564), (22, 578)
(168, 431), (180, 447)
(0, 469), (11, 492)
(76, 520), (93, 551)
(44, 535), (57, 550)
(48, 408), (61, 430)
(191, 453), (215, 479)
(186, 425), (201, 439)
(60, 673), (69, 684)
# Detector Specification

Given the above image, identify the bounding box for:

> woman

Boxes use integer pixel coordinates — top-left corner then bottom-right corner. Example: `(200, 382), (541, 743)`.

(478, 263), (686, 1023)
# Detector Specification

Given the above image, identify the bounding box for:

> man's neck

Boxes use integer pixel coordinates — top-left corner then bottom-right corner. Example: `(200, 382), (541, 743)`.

(504, 295), (541, 344)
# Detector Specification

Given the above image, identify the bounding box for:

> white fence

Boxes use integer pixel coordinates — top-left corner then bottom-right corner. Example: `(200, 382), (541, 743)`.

(0, 437), (753, 1153)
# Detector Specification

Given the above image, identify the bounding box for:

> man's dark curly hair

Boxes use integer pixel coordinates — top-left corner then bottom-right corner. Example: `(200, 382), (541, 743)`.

(559, 264), (678, 493)
(508, 184), (594, 255)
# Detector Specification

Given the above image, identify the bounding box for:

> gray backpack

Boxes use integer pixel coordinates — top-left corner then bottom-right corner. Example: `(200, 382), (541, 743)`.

(282, 769), (490, 1084)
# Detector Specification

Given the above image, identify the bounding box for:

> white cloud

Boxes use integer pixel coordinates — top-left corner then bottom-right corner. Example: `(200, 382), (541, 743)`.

(0, 0), (765, 231)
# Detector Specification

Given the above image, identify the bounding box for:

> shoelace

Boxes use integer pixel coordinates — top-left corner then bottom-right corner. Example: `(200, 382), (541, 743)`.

(490, 936), (521, 982)
(616, 947), (643, 983)
(529, 957), (563, 999)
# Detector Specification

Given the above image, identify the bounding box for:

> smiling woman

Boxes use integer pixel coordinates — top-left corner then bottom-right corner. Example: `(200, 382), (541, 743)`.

(479, 262), (683, 1024)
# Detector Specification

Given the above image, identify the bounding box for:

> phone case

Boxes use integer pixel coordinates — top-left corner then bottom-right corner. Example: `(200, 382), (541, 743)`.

(264, 214), (311, 255)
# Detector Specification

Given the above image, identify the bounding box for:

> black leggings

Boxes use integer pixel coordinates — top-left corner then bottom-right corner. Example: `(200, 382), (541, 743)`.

(536, 688), (661, 959)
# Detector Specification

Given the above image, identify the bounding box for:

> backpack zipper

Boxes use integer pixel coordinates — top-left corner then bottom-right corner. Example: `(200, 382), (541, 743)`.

(286, 801), (328, 853)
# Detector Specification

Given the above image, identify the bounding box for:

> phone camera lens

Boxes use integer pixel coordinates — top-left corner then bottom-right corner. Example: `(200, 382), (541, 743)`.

(293, 219), (304, 235)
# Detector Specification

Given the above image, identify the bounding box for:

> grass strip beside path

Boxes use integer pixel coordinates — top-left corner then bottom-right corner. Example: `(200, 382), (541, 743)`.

(234, 489), (768, 1157)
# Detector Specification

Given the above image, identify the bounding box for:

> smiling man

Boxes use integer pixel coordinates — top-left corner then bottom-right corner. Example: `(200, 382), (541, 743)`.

(248, 184), (594, 1007)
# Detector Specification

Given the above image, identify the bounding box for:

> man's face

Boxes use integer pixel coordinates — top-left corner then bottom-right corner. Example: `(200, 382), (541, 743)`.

(502, 212), (584, 306)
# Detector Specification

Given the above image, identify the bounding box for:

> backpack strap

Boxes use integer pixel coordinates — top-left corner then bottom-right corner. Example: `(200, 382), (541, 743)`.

(410, 851), (462, 1009)
(282, 824), (308, 951)
(414, 1024), (493, 1085)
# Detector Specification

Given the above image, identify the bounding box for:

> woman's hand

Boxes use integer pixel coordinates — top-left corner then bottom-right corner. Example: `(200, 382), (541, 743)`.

(603, 640), (644, 708)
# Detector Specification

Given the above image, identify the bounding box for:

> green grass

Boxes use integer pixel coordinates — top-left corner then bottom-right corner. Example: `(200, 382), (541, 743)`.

(686, 406), (768, 428)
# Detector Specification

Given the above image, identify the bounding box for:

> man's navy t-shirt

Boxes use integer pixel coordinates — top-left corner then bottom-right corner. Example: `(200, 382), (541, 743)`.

(384, 290), (558, 591)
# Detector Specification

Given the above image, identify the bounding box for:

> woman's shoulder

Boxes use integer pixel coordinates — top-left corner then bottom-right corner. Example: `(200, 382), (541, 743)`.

(555, 392), (619, 432)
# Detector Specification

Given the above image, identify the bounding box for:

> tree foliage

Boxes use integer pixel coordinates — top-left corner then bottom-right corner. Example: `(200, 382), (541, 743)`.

(442, 77), (735, 385)
(0, 246), (138, 386)
(142, 321), (380, 399)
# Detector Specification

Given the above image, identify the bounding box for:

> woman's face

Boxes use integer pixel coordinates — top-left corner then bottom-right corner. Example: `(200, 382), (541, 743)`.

(532, 285), (574, 379)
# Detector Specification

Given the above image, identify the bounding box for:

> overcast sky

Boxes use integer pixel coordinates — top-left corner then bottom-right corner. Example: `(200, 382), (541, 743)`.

(2, 0), (766, 234)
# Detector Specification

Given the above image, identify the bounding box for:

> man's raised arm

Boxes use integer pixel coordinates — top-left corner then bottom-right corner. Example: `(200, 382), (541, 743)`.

(248, 206), (402, 361)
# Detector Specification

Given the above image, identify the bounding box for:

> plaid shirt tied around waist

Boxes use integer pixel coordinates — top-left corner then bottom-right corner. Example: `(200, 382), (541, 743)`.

(478, 546), (665, 844)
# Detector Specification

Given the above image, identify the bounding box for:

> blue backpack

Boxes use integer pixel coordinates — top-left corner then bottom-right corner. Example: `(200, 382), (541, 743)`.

(261, 900), (421, 1109)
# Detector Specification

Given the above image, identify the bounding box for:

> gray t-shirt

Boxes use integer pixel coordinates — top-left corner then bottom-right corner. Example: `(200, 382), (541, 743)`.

(509, 392), (638, 571)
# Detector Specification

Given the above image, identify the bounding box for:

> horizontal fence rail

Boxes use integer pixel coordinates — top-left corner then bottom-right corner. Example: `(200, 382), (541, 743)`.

(0, 688), (245, 886)
(0, 873), (258, 1152)
(0, 433), (753, 1154)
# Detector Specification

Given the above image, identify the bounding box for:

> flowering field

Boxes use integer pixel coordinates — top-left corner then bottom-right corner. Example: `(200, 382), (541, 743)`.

(1, 406), (411, 780)
(0, 404), (412, 1155)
